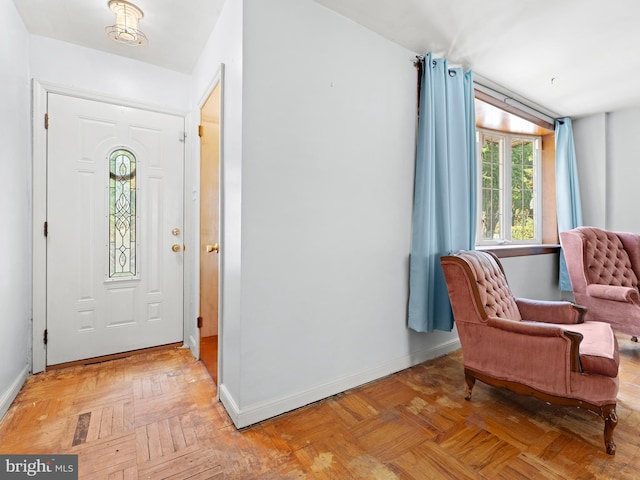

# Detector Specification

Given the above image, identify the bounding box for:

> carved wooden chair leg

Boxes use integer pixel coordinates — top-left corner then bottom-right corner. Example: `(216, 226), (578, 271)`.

(602, 404), (618, 455)
(464, 372), (476, 401)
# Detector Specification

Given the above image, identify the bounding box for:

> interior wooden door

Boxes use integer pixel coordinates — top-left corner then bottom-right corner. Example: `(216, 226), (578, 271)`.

(199, 82), (221, 383)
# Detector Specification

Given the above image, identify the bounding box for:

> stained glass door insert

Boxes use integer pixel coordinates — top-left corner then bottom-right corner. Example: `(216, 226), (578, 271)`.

(109, 149), (137, 278)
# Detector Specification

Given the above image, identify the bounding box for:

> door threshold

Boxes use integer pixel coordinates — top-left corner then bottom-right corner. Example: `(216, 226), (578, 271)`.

(46, 342), (184, 370)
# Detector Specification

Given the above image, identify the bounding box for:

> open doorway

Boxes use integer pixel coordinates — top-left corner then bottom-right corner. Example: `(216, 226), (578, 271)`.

(199, 79), (221, 384)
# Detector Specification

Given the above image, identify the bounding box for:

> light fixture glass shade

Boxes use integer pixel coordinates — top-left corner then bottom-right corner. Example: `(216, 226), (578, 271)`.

(106, 0), (148, 46)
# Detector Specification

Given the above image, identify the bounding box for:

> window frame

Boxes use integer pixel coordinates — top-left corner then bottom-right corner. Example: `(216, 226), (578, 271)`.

(476, 128), (542, 246)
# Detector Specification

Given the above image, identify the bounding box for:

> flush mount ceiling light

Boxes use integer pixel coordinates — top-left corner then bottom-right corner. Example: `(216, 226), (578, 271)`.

(105, 0), (148, 46)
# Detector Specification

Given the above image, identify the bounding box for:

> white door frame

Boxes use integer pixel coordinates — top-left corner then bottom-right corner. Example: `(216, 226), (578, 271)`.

(194, 64), (225, 391)
(31, 80), (190, 373)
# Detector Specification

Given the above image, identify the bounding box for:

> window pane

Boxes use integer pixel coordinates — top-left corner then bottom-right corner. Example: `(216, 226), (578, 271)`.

(109, 149), (137, 278)
(481, 136), (502, 240)
(511, 138), (534, 241)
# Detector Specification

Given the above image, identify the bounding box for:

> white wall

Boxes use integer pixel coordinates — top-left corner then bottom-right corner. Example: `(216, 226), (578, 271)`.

(189, 0), (244, 402)
(0, 0), (31, 418)
(574, 108), (640, 232)
(220, 0), (459, 426)
(29, 36), (191, 112)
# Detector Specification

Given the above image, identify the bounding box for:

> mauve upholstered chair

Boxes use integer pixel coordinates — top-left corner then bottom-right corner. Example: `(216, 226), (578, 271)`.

(561, 226), (640, 340)
(440, 250), (619, 454)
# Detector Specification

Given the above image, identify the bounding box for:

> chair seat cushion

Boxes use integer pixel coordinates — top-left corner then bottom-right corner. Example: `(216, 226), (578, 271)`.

(567, 321), (619, 378)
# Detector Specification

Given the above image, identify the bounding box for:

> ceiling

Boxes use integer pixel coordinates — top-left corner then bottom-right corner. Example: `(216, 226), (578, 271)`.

(312, 0), (640, 119)
(12, 0), (226, 74)
(13, 0), (640, 118)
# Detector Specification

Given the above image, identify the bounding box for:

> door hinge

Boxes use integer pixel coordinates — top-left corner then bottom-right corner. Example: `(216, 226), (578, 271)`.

(43, 329), (48, 345)
(44, 113), (49, 130)
(197, 316), (203, 329)
(44, 221), (48, 237)
(198, 125), (203, 137)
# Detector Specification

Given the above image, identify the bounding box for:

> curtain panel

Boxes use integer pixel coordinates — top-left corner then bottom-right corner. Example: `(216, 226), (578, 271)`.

(555, 117), (583, 291)
(408, 53), (477, 333)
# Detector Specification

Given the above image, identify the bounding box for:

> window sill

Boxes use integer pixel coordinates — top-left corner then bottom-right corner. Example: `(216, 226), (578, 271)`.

(476, 244), (560, 258)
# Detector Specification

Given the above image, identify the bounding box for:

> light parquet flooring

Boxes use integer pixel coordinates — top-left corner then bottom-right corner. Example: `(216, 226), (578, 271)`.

(2, 334), (640, 479)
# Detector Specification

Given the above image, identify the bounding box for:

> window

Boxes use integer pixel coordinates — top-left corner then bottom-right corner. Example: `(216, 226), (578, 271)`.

(109, 149), (137, 278)
(477, 129), (541, 245)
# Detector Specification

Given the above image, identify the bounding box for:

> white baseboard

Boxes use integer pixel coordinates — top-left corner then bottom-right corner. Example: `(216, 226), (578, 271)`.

(188, 334), (199, 358)
(219, 338), (461, 429)
(0, 364), (29, 422)
(218, 383), (240, 426)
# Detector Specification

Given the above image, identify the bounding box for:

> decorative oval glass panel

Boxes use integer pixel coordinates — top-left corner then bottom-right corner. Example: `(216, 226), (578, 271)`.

(109, 149), (137, 278)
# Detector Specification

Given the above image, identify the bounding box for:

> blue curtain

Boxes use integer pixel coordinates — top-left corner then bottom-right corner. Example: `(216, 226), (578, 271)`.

(408, 53), (477, 333)
(555, 117), (583, 291)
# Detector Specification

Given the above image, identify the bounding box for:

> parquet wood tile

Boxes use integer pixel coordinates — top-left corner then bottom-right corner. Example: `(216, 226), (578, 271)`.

(392, 441), (478, 480)
(494, 454), (567, 480)
(2, 334), (640, 478)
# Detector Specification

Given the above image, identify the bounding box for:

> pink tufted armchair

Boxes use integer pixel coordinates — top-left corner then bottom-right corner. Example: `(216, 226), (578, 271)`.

(560, 226), (640, 340)
(440, 250), (619, 454)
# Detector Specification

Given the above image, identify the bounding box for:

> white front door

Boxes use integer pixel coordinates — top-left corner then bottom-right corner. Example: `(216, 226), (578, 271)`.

(46, 93), (185, 366)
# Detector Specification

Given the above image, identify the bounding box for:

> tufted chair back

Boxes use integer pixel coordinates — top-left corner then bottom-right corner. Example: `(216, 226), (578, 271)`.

(561, 226), (640, 334)
(442, 250), (521, 322)
(579, 228), (638, 288)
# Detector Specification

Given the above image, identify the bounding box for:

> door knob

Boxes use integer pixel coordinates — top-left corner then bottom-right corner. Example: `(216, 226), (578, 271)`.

(206, 243), (219, 253)
(172, 244), (184, 252)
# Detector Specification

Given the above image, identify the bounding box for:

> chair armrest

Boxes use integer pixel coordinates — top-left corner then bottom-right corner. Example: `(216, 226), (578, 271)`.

(487, 316), (566, 336)
(487, 317), (583, 372)
(515, 298), (586, 324)
(586, 284), (640, 303)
